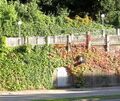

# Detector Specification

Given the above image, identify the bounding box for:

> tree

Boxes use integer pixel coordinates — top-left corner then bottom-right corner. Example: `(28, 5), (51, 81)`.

(100, 0), (120, 27)
(0, 0), (17, 36)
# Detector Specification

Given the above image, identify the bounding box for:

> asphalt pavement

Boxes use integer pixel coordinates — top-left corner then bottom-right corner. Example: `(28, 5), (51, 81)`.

(0, 87), (120, 101)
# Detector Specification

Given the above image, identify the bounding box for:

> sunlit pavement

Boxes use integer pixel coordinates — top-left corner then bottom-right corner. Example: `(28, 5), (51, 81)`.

(0, 87), (120, 101)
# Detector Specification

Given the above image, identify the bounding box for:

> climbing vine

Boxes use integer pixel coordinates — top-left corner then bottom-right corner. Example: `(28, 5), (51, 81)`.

(0, 44), (64, 91)
(1, 40), (120, 90)
(54, 44), (120, 87)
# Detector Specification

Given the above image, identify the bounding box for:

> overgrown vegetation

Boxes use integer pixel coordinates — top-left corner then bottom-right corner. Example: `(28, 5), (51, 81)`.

(55, 44), (120, 87)
(0, 36), (64, 90)
(0, 0), (114, 37)
(0, 35), (120, 90)
(0, 0), (120, 91)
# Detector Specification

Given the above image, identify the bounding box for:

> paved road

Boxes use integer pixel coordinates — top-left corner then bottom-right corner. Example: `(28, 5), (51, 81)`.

(103, 99), (120, 101)
(0, 87), (120, 101)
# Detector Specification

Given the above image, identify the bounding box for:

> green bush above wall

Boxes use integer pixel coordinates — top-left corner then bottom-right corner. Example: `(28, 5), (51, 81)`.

(0, 0), (113, 37)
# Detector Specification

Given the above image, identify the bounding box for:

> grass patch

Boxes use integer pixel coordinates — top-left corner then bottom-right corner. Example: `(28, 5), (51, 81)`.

(33, 94), (120, 101)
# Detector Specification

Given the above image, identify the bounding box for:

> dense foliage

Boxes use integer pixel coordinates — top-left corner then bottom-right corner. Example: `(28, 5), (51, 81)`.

(55, 44), (120, 87)
(38, 0), (120, 27)
(100, 0), (120, 27)
(0, 0), (120, 90)
(11, 0), (120, 27)
(0, 0), (114, 37)
(0, 36), (120, 90)
(0, 37), (64, 90)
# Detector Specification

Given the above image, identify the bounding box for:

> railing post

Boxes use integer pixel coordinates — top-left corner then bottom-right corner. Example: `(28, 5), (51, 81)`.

(105, 34), (110, 52)
(102, 30), (105, 37)
(18, 37), (21, 45)
(54, 36), (57, 44)
(46, 36), (50, 45)
(67, 35), (71, 51)
(86, 31), (91, 50)
(24, 36), (28, 45)
(36, 36), (39, 44)
(116, 28), (120, 36)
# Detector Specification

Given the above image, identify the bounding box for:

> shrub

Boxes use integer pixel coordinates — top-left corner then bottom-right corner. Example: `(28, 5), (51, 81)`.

(0, 0), (113, 37)
(54, 44), (120, 87)
(0, 45), (64, 91)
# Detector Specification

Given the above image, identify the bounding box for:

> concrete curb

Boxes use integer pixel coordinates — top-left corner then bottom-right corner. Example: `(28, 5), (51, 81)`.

(0, 86), (120, 95)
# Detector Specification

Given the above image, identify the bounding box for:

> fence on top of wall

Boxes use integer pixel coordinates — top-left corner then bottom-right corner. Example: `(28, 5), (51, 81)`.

(5, 29), (120, 52)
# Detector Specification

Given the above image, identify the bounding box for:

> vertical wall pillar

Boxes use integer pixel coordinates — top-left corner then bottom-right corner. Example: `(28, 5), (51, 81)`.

(86, 31), (91, 50)
(116, 28), (120, 36)
(105, 34), (110, 52)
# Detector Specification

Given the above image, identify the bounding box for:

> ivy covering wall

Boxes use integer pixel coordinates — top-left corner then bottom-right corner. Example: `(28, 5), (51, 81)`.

(0, 36), (120, 91)
(0, 37), (64, 90)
